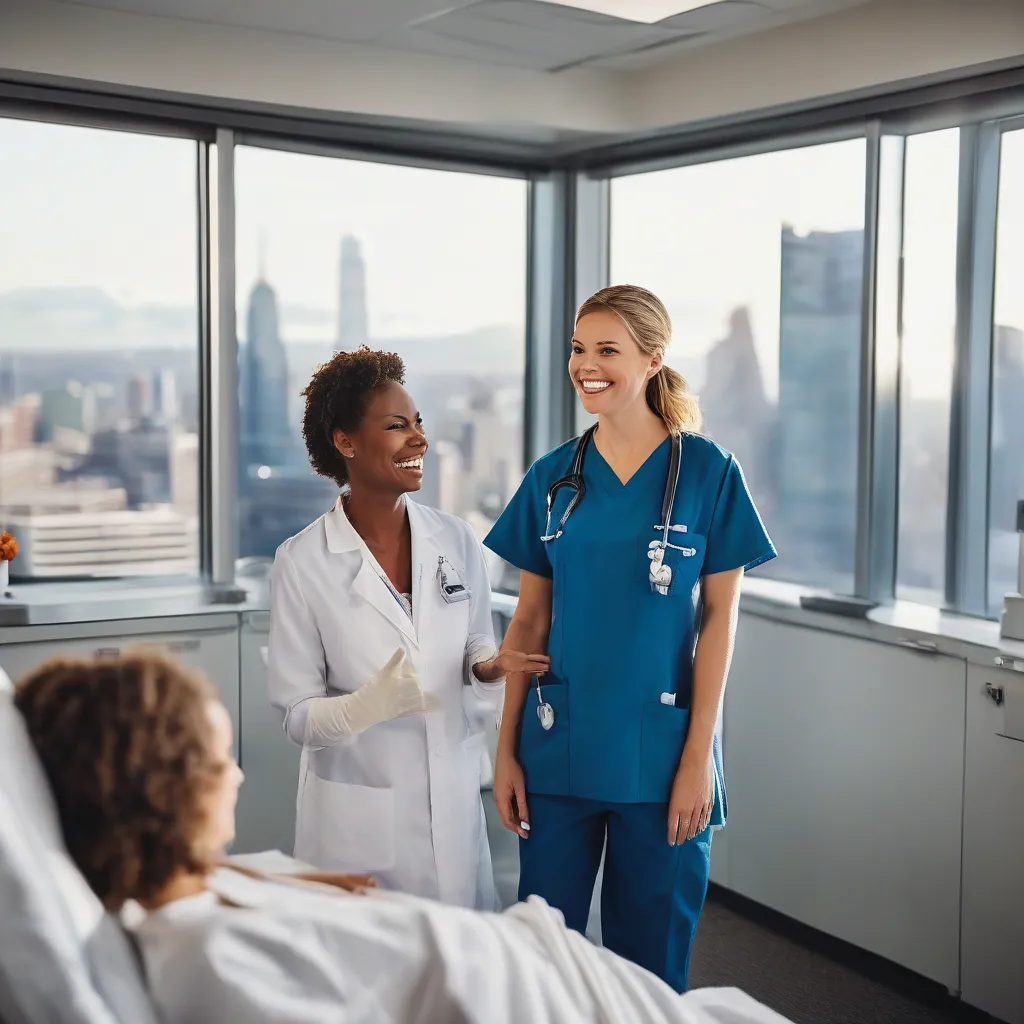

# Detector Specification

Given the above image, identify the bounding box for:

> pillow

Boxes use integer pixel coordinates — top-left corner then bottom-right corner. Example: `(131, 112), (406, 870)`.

(0, 667), (158, 1024)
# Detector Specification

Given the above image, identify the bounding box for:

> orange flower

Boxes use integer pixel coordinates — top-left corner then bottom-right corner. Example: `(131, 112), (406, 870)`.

(0, 531), (19, 562)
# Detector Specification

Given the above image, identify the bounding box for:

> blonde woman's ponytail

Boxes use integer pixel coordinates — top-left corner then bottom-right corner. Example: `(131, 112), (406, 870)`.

(647, 364), (702, 434)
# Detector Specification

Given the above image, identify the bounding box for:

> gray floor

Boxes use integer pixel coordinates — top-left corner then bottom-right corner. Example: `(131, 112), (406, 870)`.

(483, 799), (975, 1024)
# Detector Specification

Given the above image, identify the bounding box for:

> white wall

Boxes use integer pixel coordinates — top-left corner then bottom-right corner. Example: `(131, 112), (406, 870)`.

(2, 0), (1023, 139)
(629, 0), (1024, 129)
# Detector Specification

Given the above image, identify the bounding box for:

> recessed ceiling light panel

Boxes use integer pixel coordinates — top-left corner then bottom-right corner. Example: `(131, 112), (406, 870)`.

(529, 0), (731, 24)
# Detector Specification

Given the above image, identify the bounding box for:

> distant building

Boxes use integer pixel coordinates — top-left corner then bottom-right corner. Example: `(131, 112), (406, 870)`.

(337, 235), (369, 351)
(36, 382), (96, 441)
(700, 306), (775, 515)
(990, 323), (1024, 602)
(238, 464), (338, 559)
(239, 277), (292, 469)
(775, 226), (864, 589)
(6, 505), (197, 578)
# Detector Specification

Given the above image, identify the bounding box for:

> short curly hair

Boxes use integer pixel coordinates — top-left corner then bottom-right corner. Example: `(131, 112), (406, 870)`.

(302, 346), (406, 486)
(14, 649), (224, 910)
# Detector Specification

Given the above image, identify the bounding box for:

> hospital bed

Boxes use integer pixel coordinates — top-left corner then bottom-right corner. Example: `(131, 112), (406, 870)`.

(0, 665), (794, 1024)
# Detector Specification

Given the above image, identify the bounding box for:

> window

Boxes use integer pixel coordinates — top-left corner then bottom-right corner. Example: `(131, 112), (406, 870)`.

(895, 129), (960, 605)
(609, 140), (866, 592)
(989, 127), (1024, 611)
(233, 146), (528, 588)
(0, 118), (200, 580)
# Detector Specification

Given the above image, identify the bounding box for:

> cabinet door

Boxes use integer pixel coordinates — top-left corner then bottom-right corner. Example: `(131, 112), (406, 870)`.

(231, 614), (301, 856)
(723, 615), (966, 991)
(0, 628), (240, 756)
(961, 664), (1024, 1023)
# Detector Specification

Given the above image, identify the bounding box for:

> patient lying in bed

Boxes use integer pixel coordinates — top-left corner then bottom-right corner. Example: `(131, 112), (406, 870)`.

(14, 650), (789, 1024)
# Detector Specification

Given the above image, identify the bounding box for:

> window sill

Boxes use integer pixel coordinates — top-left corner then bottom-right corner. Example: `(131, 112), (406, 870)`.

(739, 577), (1024, 670)
(0, 577), (256, 628)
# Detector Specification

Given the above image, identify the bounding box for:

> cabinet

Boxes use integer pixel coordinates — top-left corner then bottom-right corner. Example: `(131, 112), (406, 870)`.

(0, 618), (240, 756)
(722, 615), (967, 991)
(961, 663), (1024, 1023)
(232, 611), (301, 856)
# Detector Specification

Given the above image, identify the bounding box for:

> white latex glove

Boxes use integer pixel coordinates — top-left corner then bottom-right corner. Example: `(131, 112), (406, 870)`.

(304, 648), (441, 748)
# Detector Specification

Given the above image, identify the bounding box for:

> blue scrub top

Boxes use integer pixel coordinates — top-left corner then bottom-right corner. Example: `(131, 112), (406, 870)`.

(484, 432), (775, 811)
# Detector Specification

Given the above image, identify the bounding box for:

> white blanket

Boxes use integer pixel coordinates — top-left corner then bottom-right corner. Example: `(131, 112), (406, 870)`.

(130, 868), (791, 1024)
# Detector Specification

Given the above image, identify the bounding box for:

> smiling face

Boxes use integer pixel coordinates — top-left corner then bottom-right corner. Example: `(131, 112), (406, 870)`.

(333, 381), (428, 496)
(569, 309), (663, 418)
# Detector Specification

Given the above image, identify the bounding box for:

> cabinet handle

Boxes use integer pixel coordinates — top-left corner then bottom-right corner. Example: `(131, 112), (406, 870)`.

(994, 655), (1024, 673)
(896, 637), (939, 654)
(985, 683), (1005, 707)
(166, 639), (201, 653)
(94, 646), (120, 658)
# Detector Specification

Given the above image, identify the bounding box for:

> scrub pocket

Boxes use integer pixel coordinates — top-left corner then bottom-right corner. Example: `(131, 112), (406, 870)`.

(295, 770), (396, 873)
(517, 677), (570, 795)
(638, 702), (727, 828)
(644, 532), (707, 600)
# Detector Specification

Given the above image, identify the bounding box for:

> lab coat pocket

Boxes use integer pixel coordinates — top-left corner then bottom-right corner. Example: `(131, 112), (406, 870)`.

(638, 702), (726, 829)
(295, 772), (396, 874)
(517, 677), (570, 795)
(460, 730), (488, 791)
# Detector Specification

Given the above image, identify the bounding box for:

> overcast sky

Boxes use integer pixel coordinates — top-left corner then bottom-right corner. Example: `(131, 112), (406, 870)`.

(2, 116), (1022, 401)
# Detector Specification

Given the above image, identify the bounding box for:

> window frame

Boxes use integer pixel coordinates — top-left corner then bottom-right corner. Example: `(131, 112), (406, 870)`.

(593, 98), (1024, 618)
(3, 74), (1024, 615)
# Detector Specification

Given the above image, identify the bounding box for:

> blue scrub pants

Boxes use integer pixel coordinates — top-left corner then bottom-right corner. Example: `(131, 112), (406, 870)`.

(518, 794), (712, 993)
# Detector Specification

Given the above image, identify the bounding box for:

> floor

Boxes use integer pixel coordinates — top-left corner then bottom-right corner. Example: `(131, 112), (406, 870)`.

(483, 799), (988, 1024)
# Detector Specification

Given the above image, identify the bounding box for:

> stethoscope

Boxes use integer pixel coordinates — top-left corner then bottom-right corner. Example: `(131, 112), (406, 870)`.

(534, 426), (686, 730)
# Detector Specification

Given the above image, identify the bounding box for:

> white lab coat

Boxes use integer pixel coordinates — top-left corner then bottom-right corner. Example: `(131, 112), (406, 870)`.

(267, 496), (501, 910)
(130, 868), (794, 1024)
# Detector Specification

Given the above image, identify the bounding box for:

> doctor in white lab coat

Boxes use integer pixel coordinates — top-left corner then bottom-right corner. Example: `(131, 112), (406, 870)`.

(268, 348), (548, 910)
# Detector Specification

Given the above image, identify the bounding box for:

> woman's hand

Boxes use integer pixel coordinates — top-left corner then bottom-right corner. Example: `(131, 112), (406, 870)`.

(493, 749), (531, 839)
(474, 649), (550, 683)
(667, 747), (715, 845)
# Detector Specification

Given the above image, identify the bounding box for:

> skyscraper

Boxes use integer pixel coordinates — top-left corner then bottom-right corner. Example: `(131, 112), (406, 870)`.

(238, 268), (338, 559)
(776, 225), (864, 588)
(239, 277), (292, 469)
(337, 235), (369, 351)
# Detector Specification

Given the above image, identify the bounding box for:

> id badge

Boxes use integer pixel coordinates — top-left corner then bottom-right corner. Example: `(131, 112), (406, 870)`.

(437, 557), (471, 605)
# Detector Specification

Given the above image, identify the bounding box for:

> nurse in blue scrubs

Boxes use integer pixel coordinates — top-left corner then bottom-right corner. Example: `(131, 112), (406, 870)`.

(484, 284), (775, 993)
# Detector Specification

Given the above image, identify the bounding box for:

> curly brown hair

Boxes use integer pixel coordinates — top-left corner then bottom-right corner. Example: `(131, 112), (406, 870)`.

(301, 346), (406, 486)
(14, 649), (224, 910)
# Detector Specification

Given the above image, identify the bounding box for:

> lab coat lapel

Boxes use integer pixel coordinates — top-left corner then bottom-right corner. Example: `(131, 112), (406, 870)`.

(325, 497), (418, 648)
(408, 500), (444, 639)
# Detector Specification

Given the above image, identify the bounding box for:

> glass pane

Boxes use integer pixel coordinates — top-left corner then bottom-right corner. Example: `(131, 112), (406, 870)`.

(896, 129), (960, 605)
(234, 148), (527, 591)
(989, 128), (1024, 611)
(609, 140), (866, 592)
(0, 118), (199, 579)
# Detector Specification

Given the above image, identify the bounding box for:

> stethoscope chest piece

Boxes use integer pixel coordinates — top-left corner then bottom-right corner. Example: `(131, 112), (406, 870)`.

(535, 677), (555, 730)
(538, 702), (555, 731)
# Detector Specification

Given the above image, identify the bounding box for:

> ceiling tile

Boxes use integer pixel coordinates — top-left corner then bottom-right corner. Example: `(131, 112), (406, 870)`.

(215, 0), (479, 42)
(658, 0), (770, 32)
(383, 0), (689, 70)
(58, 0), (236, 20)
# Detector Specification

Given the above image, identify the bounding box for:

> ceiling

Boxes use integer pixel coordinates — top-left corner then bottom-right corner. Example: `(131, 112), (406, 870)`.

(54, 0), (874, 73)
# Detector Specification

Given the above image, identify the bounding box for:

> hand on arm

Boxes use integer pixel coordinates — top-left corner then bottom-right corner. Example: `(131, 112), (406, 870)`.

(493, 570), (552, 839)
(472, 648), (550, 683)
(667, 567), (742, 845)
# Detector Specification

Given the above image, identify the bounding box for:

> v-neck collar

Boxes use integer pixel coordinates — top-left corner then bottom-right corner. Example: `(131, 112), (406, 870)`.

(589, 434), (671, 494)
